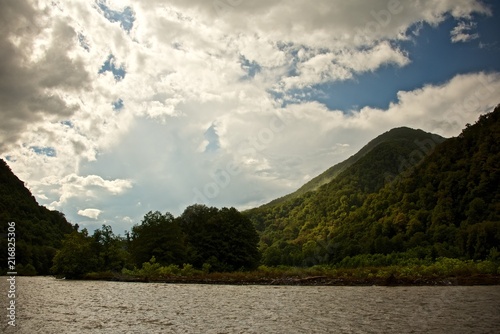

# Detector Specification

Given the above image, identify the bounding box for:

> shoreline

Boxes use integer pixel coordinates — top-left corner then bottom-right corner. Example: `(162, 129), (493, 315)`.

(79, 273), (500, 286)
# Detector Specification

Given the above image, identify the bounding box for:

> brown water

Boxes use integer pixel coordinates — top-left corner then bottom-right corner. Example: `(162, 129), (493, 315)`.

(1, 276), (499, 333)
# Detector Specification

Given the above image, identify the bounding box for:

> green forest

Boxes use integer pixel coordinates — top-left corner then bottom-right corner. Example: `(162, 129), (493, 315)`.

(49, 205), (260, 279)
(1, 105), (500, 282)
(247, 107), (500, 268)
(0, 159), (74, 275)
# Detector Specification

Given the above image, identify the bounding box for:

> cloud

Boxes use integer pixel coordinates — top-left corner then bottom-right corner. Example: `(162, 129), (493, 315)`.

(352, 72), (500, 136)
(0, 1), (92, 152)
(76, 72), (499, 224)
(193, 72), (500, 209)
(451, 21), (480, 43)
(144, 0), (489, 48)
(1, 0), (489, 150)
(0, 0), (496, 233)
(336, 41), (410, 73)
(36, 173), (133, 211)
(78, 208), (102, 219)
(282, 41), (410, 90)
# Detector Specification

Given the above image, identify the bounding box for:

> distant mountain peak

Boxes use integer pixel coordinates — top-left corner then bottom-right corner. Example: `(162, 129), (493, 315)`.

(259, 126), (445, 208)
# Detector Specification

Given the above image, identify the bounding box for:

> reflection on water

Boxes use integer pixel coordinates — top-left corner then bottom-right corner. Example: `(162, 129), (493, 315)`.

(1, 276), (499, 333)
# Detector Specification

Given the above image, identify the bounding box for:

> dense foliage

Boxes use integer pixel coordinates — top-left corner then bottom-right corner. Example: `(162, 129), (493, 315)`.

(0, 159), (74, 275)
(129, 211), (187, 266)
(178, 205), (261, 271)
(51, 205), (260, 278)
(51, 225), (131, 279)
(247, 107), (500, 267)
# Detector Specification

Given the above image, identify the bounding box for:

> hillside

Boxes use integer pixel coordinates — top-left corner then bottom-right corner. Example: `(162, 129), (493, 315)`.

(263, 127), (446, 208)
(0, 159), (74, 275)
(246, 106), (500, 267)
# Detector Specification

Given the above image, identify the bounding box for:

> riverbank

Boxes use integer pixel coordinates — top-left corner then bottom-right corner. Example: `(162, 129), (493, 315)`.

(81, 268), (500, 286)
(108, 274), (500, 286)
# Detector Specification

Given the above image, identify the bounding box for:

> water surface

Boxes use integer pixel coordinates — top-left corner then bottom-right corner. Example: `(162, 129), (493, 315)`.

(1, 277), (499, 333)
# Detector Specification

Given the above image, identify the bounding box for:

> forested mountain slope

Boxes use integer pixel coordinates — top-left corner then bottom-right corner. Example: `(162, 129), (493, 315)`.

(263, 127), (446, 208)
(0, 159), (74, 274)
(247, 106), (500, 267)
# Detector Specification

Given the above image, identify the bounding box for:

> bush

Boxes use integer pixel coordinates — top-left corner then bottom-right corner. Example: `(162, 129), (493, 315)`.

(139, 256), (162, 279)
(180, 263), (199, 276)
(159, 264), (181, 276)
(475, 260), (498, 274)
(202, 263), (212, 274)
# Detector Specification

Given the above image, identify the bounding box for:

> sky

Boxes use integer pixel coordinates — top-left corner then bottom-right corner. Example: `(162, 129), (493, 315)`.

(1, 0), (500, 235)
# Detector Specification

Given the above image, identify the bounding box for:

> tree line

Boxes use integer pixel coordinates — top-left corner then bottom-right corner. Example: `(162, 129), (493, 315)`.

(51, 205), (261, 278)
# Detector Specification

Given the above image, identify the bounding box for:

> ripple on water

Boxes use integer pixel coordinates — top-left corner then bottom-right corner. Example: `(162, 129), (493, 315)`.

(0, 277), (499, 333)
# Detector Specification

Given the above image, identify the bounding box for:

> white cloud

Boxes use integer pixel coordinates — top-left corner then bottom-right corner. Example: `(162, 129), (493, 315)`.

(351, 72), (500, 136)
(78, 208), (102, 220)
(336, 41), (410, 73)
(282, 53), (352, 89)
(42, 174), (133, 209)
(451, 21), (480, 43)
(282, 41), (410, 90)
(190, 72), (500, 209)
(0, 0), (496, 233)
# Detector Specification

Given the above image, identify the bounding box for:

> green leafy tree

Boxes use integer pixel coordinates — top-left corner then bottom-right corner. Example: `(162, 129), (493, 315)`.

(129, 211), (187, 266)
(92, 224), (130, 271)
(179, 205), (261, 271)
(208, 207), (261, 270)
(51, 229), (99, 278)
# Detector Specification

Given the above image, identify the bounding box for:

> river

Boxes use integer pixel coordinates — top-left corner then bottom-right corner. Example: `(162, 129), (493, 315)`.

(1, 276), (499, 333)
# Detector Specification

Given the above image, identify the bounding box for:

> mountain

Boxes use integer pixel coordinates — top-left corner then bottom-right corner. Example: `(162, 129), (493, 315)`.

(0, 159), (74, 275)
(262, 127), (446, 208)
(246, 106), (500, 267)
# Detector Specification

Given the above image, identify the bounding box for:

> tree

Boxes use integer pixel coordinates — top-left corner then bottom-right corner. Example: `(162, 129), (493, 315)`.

(179, 205), (261, 271)
(207, 207), (261, 271)
(129, 211), (187, 266)
(51, 229), (99, 279)
(92, 224), (129, 271)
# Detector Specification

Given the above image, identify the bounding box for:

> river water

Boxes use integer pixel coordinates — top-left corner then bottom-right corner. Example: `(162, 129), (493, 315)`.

(1, 276), (499, 333)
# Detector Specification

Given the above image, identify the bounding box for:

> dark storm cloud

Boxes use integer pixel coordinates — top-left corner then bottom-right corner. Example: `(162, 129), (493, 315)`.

(0, 0), (90, 153)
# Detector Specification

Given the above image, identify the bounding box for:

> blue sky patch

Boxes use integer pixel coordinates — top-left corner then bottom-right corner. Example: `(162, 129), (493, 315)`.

(290, 2), (500, 111)
(239, 55), (261, 79)
(30, 146), (57, 157)
(204, 123), (220, 152)
(112, 98), (124, 111)
(78, 33), (90, 51)
(61, 120), (74, 128)
(99, 54), (126, 81)
(96, 0), (135, 33)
